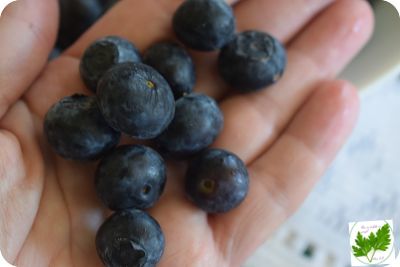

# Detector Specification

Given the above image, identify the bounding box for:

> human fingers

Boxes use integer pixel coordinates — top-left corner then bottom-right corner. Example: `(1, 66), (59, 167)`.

(213, 0), (373, 162)
(0, 0), (57, 119)
(212, 80), (360, 264)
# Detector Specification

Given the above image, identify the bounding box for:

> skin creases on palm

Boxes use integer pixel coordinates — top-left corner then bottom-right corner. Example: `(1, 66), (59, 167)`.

(0, 0), (373, 266)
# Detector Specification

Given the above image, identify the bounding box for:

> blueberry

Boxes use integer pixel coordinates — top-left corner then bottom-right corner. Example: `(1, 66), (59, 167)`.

(96, 209), (165, 267)
(185, 148), (249, 213)
(155, 93), (223, 158)
(44, 94), (120, 160)
(95, 145), (166, 210)
(57, 0), (103, 49)
(218, 31), (287, 92)
(57, 0), (118, 50)
(100, 0), (118, 10)
(80, 36), (141, 92)
(172, 0), (236, 51)
(97, 62), (175, 139)
(143, 42), (195, 99)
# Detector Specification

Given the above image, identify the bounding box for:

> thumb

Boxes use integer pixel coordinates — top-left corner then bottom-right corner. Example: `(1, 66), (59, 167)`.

(0, 0), (58, 118)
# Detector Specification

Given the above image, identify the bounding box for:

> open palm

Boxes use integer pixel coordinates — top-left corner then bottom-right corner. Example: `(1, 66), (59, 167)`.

(0, 0), (373, 266)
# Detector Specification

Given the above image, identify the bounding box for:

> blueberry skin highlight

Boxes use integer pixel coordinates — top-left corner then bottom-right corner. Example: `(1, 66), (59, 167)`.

(97, 62), (175, 139)
(185, 148), (249, 213)
(44, 94), (120, 161)
(96, 209), (165, 267)
(143, 42), (196, 99)
(95, 145), (166, 210)
(155, 93), (223, 158)
(80, 36), (141, 92)
(173, 0), (236, 51)
(218, 31), (287, 92)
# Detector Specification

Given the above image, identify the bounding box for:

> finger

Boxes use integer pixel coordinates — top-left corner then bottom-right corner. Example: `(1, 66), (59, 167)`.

(288, 0), (375, 76)
(234, 0), (333, 43)
(213, 0), (374, 162)
(0, 0), (57, 119)
(212, 80), (360, 263)
(0, 101), (45, 262)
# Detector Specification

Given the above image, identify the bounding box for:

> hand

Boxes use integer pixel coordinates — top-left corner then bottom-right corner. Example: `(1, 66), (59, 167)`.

(0, 0), (373, 266)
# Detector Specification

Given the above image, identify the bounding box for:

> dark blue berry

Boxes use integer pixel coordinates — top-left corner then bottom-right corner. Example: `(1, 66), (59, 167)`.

(218, 31), (287, 92)
(95, 145), (166, 210)
(57, 0), (103, 49)
(185, 148), (249, 213)
(49, 47), (62, 60)
(96, 209), (165, 267)
(143, 42), (195, 99)
(57, 0), (118, 50)
(173, 0), (236, 51)
(97, 62), (175, 140)
(155, 93), (223, 158)
(100, 0), (118, 10)
(44, 94), (120, 160)
(80, 36), (141, 92)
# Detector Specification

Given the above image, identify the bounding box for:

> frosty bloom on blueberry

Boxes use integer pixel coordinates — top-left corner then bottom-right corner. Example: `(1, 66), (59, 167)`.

(173, 0), (236, 51)
(156, 93), (224, 158)
(185, 148), (249, 213)
(95, 145), (167, 211)
(144, 42), (196, 99)
(80, 36), (141, 92)
(44, 94), (120, 160)
(97, 62), (175, 140)
(218, 30), (287, 92)
(96, 209), (165, 267)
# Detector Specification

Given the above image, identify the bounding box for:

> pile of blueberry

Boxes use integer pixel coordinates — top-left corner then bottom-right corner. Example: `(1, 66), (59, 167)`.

(44, 0), (287, 266)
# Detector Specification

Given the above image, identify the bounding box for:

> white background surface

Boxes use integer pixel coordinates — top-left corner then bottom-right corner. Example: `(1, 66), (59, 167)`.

(0, 0), (14, 14)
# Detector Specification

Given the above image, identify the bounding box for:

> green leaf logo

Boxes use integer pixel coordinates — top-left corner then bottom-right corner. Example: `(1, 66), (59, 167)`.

(352, 223), (391, 263)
